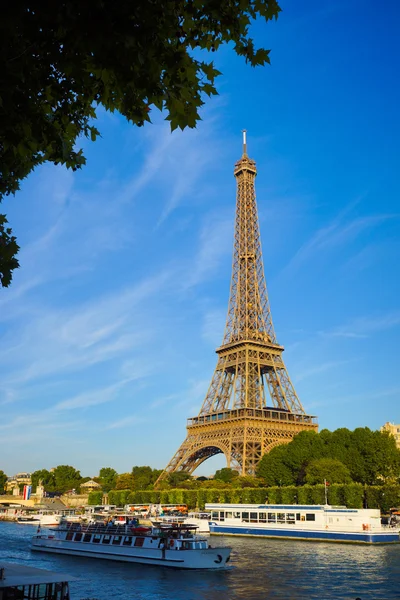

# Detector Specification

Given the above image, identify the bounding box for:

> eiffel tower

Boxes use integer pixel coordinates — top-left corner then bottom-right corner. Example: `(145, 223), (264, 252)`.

(156, 133), (317, 484)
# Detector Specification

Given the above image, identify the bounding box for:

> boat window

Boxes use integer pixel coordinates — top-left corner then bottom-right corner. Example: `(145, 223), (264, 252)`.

(287, 513), (295, 524)
(242, 512), (249, 522)
(306, 513), (316, 521)
(250, 512), (258, 523)
(296, 513), (301, 521)
(277, 513), (285, 523)
(134, 537), (145, 547)
(102, 535), (111, 544)
(233, 512), (241, 519)
(123, 536), (132, 546)
(219, 512), (225, 521)
(66, 532), (73, 541)
(74, 532), (82, 542)
(225, 512), (233, 519)
(93, 534), (101, 544)
(211, 511), (219, 520)
(267, 513), (276, 523)
(112, 536), (122, 545)
(259, 512), (267, 523)
(83, 533), (92, 542)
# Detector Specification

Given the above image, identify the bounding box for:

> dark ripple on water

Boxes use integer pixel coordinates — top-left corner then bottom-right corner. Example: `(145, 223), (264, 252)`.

(0, 522), (399, 599)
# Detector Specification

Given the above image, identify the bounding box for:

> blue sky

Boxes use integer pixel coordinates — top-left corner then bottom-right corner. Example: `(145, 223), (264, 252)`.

(1, 0), (399, 478)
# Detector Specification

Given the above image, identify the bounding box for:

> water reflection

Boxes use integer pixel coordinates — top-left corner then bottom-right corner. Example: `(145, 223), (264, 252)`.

(1, 523), (399, 599)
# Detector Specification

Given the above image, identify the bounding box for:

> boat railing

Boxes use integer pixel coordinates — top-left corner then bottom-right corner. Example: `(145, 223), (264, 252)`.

(52, 521), (205, 540)
(57, 522), (148, 536)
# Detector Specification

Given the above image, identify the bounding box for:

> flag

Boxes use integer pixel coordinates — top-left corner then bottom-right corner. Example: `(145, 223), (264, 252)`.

(23, 485), (32, 500)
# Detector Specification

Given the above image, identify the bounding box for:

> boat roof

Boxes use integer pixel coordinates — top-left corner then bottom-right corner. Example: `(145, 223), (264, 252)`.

(0, 563), (77, 588)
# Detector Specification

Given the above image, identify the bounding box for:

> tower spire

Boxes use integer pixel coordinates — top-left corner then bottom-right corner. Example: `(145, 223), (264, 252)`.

(155, 142), (317, 485)
(242, 129), (247, 157)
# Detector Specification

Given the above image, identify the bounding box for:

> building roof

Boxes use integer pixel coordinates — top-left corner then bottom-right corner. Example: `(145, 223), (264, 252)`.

(80, 479), (101, 488)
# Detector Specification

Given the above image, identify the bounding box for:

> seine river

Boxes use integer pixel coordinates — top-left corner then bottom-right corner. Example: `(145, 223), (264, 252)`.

(1, 522), (399, 599)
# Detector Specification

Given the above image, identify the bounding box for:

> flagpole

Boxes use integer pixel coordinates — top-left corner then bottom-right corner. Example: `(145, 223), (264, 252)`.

(324, 479), (328, 505)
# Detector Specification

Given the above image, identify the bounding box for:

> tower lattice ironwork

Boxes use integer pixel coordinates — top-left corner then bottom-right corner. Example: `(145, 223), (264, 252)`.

(156, 133), (317, 484)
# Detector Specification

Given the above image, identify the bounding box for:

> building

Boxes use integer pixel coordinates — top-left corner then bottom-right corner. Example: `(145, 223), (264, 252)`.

(5, 472), (32, 493)
(380, 422), (400, 449)
(80, 479), (102, 493)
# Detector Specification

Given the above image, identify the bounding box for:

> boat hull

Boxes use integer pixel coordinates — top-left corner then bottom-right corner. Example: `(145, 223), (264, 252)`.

(31, 537), (231, 569)
(209, 523), (400, 544)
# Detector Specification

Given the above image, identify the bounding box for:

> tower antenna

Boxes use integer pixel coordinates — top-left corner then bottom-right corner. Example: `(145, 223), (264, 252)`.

(242, 129), (247, 156)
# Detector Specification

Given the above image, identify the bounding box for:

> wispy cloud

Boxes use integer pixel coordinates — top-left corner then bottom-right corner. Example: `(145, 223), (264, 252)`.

(282, 194), (398, 274)
(184, 209), (233, 289)
(104, 415), (146, 430)
(52, 379), (135, 411)
(294, 359), (352, 382)
(201, 307), (226, 346)
(321, 311), (400, 339)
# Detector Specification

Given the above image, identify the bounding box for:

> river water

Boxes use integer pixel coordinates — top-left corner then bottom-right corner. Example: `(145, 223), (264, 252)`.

(0, 522), (399, 600)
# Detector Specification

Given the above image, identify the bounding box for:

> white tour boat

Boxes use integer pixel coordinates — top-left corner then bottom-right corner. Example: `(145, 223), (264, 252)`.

(31, 522), (231, 569)
(0, 562), (75, 600)
(206, 503), (400, 544)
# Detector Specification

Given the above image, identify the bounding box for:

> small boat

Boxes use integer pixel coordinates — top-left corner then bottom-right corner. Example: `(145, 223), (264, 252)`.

(16, 516), (41, 524)
(31, 522), (231, 569)
(206, 503), (400, 544)
(0, 562), (75, 600)
(151, 513), (211, 533)
(16, 513), (64, 526)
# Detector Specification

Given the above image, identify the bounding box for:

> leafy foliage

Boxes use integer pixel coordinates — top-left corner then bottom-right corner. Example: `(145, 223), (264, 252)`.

(115, 473), (135, 490)
(0, 0), (281, 286)
(31, 469), (56, 492)
(98, 467), (118, 492)
(106, 484), (400, 511)
(256, 428), (400, 486)
(52, 465), (83, 493)
(0, 469), (7, 493)
(31, 465), (83, 493)
(0, 216), (19, 287)
(131, 466), (163, 490)
(305, 458), (352, 485)
(214, 468), (239, 483)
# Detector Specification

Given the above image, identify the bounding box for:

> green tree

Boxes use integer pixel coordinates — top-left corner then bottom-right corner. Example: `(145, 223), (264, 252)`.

(31, 469), (56, 493)
(257, 427), (400, 487)
(166, 472), (193, 488)
(131, 466), (162, 490)
(115, 473), (135, 490)
(98, 467), (118, 492)
(0, 470), (7, 493)
(214, 468), (239, 483)
(305, 458), (352, 485)
(52, 465), (82, 493)
(256, 445), (296, 486)
(0, 0), (281, 287)
(231, 476), (266, 488)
